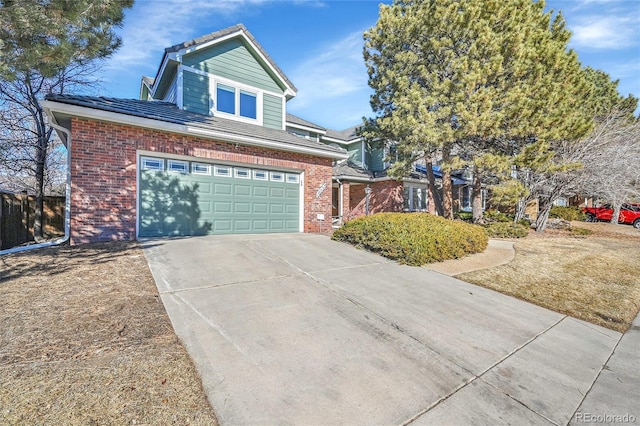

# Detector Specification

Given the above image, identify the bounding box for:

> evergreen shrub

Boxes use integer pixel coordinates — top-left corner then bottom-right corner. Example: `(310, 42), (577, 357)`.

(550, 206), (586, 221)
(332, 213), (488, 266)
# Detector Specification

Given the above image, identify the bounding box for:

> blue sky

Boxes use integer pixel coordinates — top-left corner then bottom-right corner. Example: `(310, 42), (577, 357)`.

(100, 0), (640, 131)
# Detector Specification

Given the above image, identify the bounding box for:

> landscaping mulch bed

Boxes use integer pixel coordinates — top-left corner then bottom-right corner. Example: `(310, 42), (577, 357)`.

(0, 242), (218, 425)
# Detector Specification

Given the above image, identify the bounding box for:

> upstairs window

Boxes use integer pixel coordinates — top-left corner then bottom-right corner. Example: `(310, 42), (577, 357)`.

(239, 91), (257, 119)
(216, 84), (235, 114)
(215, 83), (257, 120)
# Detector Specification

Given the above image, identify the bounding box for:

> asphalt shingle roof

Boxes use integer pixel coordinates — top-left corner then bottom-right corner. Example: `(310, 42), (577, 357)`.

(326, 125), (361, 142)
(45, 95), (346, 156)
(285, 113), (326, 132)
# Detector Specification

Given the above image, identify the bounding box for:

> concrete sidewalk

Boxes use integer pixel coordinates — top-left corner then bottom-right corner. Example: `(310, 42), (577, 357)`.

(571, 313), (640, 425)
(143, 234), (631, 425)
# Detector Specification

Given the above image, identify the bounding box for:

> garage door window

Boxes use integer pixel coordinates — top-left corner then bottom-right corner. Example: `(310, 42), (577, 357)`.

(234, 168), (251, 179)
(214, 165), (231, 177)
(270, 172), (284, 182)
(192, 163), (211, 175)
(286, 173), (299, 184)
(253, 170), (268, 180)
(168, 160), (188, 174)
(141, 157), (164, 171)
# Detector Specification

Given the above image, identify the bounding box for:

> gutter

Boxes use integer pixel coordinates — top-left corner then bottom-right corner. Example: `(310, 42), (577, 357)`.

(0, 122), (71, 255)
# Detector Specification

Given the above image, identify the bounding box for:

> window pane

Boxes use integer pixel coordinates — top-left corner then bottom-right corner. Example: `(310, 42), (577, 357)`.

(168, 160), (188, 174)
(239, 91), (257, 119)
(420, 189), (427, 210)
(217, 84), (235, 114)
(412, 188), (420, 211)
(403, 186), (410, 210)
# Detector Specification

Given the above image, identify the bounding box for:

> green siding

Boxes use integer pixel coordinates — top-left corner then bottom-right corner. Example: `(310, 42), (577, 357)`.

(369, 141), (385, 172)
(183, 71), (210, 115)
(183, 38), (284, 94)
(140, 85), (150, 101)
(348, 142), (363, 167)
(263, 94), (283, 129)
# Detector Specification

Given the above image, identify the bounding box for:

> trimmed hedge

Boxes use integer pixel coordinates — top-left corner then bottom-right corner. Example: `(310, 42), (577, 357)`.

(483, 222), (530, 238)
(550, 206), (586, 221)
(332, 213), (488, 266)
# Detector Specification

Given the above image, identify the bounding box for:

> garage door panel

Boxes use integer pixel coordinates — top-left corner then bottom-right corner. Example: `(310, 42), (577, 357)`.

(253, 186), (269, 197)
(214, 201), (232, 213)
(235, 185), (251, 196)
(270, 188), (285, 198)
(270, 204), (284, 214)
(269, 219), (284, 230)
(234, 220), (251, 231)
(253, 203), (268, 214)
(139, 157), (300, 236)
(213, 220), (232, 232)
(214, 183), (232, 195)
(253, 220), (268, 231)
(235, 202), (251, 213)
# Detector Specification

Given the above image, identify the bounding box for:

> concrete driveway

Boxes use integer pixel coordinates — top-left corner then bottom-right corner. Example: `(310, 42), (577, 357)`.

(143, 233), (621, 425)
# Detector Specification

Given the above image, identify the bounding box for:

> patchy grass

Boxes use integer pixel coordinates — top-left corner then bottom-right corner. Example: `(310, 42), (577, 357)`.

(458, 222), (640, 332)
(0, 242), (218, 425)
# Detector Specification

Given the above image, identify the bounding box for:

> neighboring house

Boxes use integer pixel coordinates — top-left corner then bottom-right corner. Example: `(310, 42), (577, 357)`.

(282, 113), (477, 223)
(42, 24), (347, 244)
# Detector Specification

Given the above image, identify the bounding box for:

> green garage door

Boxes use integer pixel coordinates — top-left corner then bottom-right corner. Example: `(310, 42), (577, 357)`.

(138, 156), (300, 237)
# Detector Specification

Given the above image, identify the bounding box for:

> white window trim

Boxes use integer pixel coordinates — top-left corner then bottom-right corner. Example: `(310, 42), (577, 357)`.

(206, 73), (264, 126)
(253, 170), (268, 180)
(192, 162), (211, 175)
(405, 184), (428, 212)
(214, 165), (232, 177)
(234, 167), (251, 179)
(167, 159), (189, 174)
(286, 173), (300, 184)
(141, 157), (164, 171)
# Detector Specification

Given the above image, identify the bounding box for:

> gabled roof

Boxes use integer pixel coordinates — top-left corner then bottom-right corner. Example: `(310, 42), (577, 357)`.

(153, 24), (296, 98)
(42, 95), (347, 160)
(141, 76), (155, 86)
(285, 113), (326, 132)
(325, 125), (361, 143)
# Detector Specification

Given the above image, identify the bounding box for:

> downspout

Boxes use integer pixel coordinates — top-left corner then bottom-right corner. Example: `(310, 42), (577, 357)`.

(336, 178), (343, 223)
(0, 122), (71, 255)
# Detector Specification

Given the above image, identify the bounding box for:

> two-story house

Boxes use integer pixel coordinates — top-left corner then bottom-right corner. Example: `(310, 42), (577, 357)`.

(41, 24), (347, 244)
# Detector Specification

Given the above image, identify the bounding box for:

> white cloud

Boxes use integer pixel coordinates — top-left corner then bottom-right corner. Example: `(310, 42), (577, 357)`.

(285, 30), (374, 129)
(106, 0), (268, 74)
(571, 16), (638, 49)
(288, 30), (368, 108)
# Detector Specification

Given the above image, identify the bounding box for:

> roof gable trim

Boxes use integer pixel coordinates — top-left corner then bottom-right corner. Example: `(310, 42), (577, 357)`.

(179, 30), (296, 98)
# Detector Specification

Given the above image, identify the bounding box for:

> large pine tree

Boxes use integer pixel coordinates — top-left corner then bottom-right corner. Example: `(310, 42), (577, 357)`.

(0, 0), (133, 241)
(363, 0), (594, 221)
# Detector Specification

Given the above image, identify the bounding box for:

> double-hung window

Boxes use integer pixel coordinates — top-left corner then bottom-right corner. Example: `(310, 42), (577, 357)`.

(215, 83), (257, 120)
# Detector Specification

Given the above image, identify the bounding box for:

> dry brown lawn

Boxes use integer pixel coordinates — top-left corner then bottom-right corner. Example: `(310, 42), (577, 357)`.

(458, 221), (640, 333)
(0, 242), (218, 425)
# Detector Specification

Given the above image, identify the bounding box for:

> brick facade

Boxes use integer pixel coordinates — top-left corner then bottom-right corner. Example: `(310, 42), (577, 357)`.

(341, 180), (404, 221)
(69, 117), (333, 244)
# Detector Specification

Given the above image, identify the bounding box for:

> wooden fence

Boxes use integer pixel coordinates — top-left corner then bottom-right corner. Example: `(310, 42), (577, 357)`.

(0, 192), (65, 250)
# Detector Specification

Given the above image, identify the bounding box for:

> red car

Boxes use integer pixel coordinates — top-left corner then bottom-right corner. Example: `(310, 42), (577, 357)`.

(583, 203), (640, 229)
